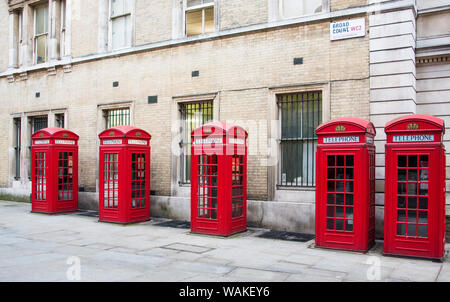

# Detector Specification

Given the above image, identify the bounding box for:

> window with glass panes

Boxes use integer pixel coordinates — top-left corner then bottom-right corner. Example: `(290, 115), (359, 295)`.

(185, 0), (214, 36)
(104, 108), (130, 128)
(14, 118), (21, 180)
(110, 0), (132, 50)
(179, 101), (213, 184)
(280, 0), (323, 19)
(277, 92), (322, 187)
(34, 3), (48, 64)
(55, 113), (65, 128)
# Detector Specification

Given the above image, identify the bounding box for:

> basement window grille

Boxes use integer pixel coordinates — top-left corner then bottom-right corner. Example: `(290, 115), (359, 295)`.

(104, 108), (130, 128)
(277, 91), (322, 188)
(179, 101), (213, 184)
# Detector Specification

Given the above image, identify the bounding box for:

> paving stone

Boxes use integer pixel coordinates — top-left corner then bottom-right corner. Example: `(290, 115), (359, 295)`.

(225, 267), (289, 282)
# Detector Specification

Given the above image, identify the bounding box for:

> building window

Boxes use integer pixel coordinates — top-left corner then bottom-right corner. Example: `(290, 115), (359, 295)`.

(279, 0), (323, 19)
(55, 113), (65, 128)
(104, 108), (130, 128)
(277, 92), (322, 187)
(179, 101), (213, 184)
(110, 0), (132, 50)
(34, 3), (49, 64)
(185, 0), (214, 37)
(13, 118), (21, 180)
(60, 0), (66, 56)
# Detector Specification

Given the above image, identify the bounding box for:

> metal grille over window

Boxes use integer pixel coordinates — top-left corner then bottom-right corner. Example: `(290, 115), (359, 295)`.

(277, 92), (322, 187)
(32, 116), (48, 133)
(232, 155), (244, 218)
(103, 153), (119, 208)
(14, 118), (21, 179)
(197, 154), (218, 219)
(180, 101), (213, 184)
(326, 155), (354, 232)
(131, 153), (146, 209)
(186, 0), (214, 36)
(58, 152), (73, 200)
(105, 108), (130, 128)
(34, 152), (47, 201)
(396, 154), (429, 238)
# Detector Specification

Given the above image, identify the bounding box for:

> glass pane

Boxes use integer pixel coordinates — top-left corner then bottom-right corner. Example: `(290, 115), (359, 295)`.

(336, 168), (344, 179)
(327, 194), (334, 204)
(327, 155), (335, 166)
(407, 197), (417, 209)
(397, 223), (406, 236)
(418, 225), (427, 237)
(346, 207), (353, 219)
(346, 181), (354, 193)
(345, 220), (353, 232)
(187, 0), (202, 7)
(408, 155), (417, 167)
(408, 170), (417, 181)
(407, 211), (417, 223)
(419, 197), (428, 209)
(326, 219), (334, 230)
(346, 156), (354, 167)
(418, 211), (428, 224)
(204, 7), (214, 34)
(398, 169), (407, 181)
(327, 206), (334, 217)
(397, 210), (406, 222)
(336, 181), (344, 192)
(336, 155), (345, 166)
(345, 194), (353, 205)
(186, 9), (202, 36)
(398, 155), (407, 167)
(419, 183), (428, 196)
(336, 194), (344, 205)
(398, 183), (406, 195)
(407, 183), (417, 195)
(419, 169), (428, 181)
(112, 15), (131, 50)
(407, 224), (416, 236)
(36, 35), (48, 64)
(327, 168), (335, 179)
(336, 206), (344, 218)
(419, 155), (428, 167)
(397, 196), (406, 208)
(35, 4), (48, 35)
(346, 168), (354, 180)
(335, 219), (344, 231)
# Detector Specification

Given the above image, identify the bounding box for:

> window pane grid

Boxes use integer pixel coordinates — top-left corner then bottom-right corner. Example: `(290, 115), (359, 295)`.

(278, 92), (322, 187)
(396, 154), (429, 238)
(197, 154), (217, 219)
(34, 152), (47, 201)
(326, 155), (354, 232)
(180, 101), (213, 184)
(103, 153), (119, 209)
(131, 153), (146, 209)
(232, 155), (244, 218)
(58, 152), (73, 201)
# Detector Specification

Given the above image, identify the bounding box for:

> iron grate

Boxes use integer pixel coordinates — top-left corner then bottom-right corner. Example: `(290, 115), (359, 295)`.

(257, 230), (314, 242)
(154, 220), (191, 229)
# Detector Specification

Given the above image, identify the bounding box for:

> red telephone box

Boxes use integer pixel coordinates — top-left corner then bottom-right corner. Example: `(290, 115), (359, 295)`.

(98, 126), (151, 224)
(191, 122), (248, 236)
(31, 127), (79, 214)
(384, 114), (446, 260)
(315, 118), (376, 252)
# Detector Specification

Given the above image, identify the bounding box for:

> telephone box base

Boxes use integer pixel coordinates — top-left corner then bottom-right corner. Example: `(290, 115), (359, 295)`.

(383, 252), (444, 263)
(315, 241), (375, 254)
(98, 218), (151, 225)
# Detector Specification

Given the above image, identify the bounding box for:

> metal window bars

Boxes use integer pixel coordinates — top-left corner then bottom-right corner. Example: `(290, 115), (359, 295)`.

(179, 101), (213, 184)
(105, 108), (130, 128)
(277, 92), (322, 187)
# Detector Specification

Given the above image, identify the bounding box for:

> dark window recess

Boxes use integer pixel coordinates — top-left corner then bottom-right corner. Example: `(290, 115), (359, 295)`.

(14, 118), (21, 179)
(113, 81), (119, 87)
(55, 113), (65, 128)
(104, 108), (130, 128)
(147, 96), (158, 104)
(293, 57), (303, 65)
(35, 92), (40, 98)
(192, 70), (200, 77)
(179, 101), (213, 184)
(277, 91), (322, 187)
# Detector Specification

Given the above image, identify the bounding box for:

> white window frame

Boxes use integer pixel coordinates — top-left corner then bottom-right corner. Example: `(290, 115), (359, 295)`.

(108, 0), (135, 51)
(278, 0), (327, 20)
(183, 0), (216, 37)
(33, 3), (49, 65)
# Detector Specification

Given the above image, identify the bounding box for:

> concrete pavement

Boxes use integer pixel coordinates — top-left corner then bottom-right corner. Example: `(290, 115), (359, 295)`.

(0, 200), (448, 282)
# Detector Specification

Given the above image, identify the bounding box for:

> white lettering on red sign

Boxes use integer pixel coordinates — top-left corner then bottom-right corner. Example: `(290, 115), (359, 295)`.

(323, 136), (359, 143)
(229, 138), (245, 145)
(55, 140), (75, 145)
(103, 139), (122, 145)
(393, 135), (434, 142)
(128, 139), (147, 145)
(34, 140), (50, 145)
(194, 138), (223, 145)
(330, 18), (365, 40)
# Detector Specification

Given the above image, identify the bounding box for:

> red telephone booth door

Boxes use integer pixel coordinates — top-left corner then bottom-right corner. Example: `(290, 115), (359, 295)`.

(195, 154), (219, 221)
(33, 151), (48, 209)
(57, 150), (76, 206)
(385, 149), (443, 258)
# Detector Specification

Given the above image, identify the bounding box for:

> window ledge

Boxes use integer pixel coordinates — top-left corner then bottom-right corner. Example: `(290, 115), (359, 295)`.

(0, 0), (415, 79)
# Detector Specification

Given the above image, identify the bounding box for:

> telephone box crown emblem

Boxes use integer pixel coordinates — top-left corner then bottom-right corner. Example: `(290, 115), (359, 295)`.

(39, 132), (44, 137)
(335, 125), (346, 132)
(136, 131), (141, 137)
(407, 122), (419, 130)
(108, 131), (115, 136)
(62, 133), (68, 138)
